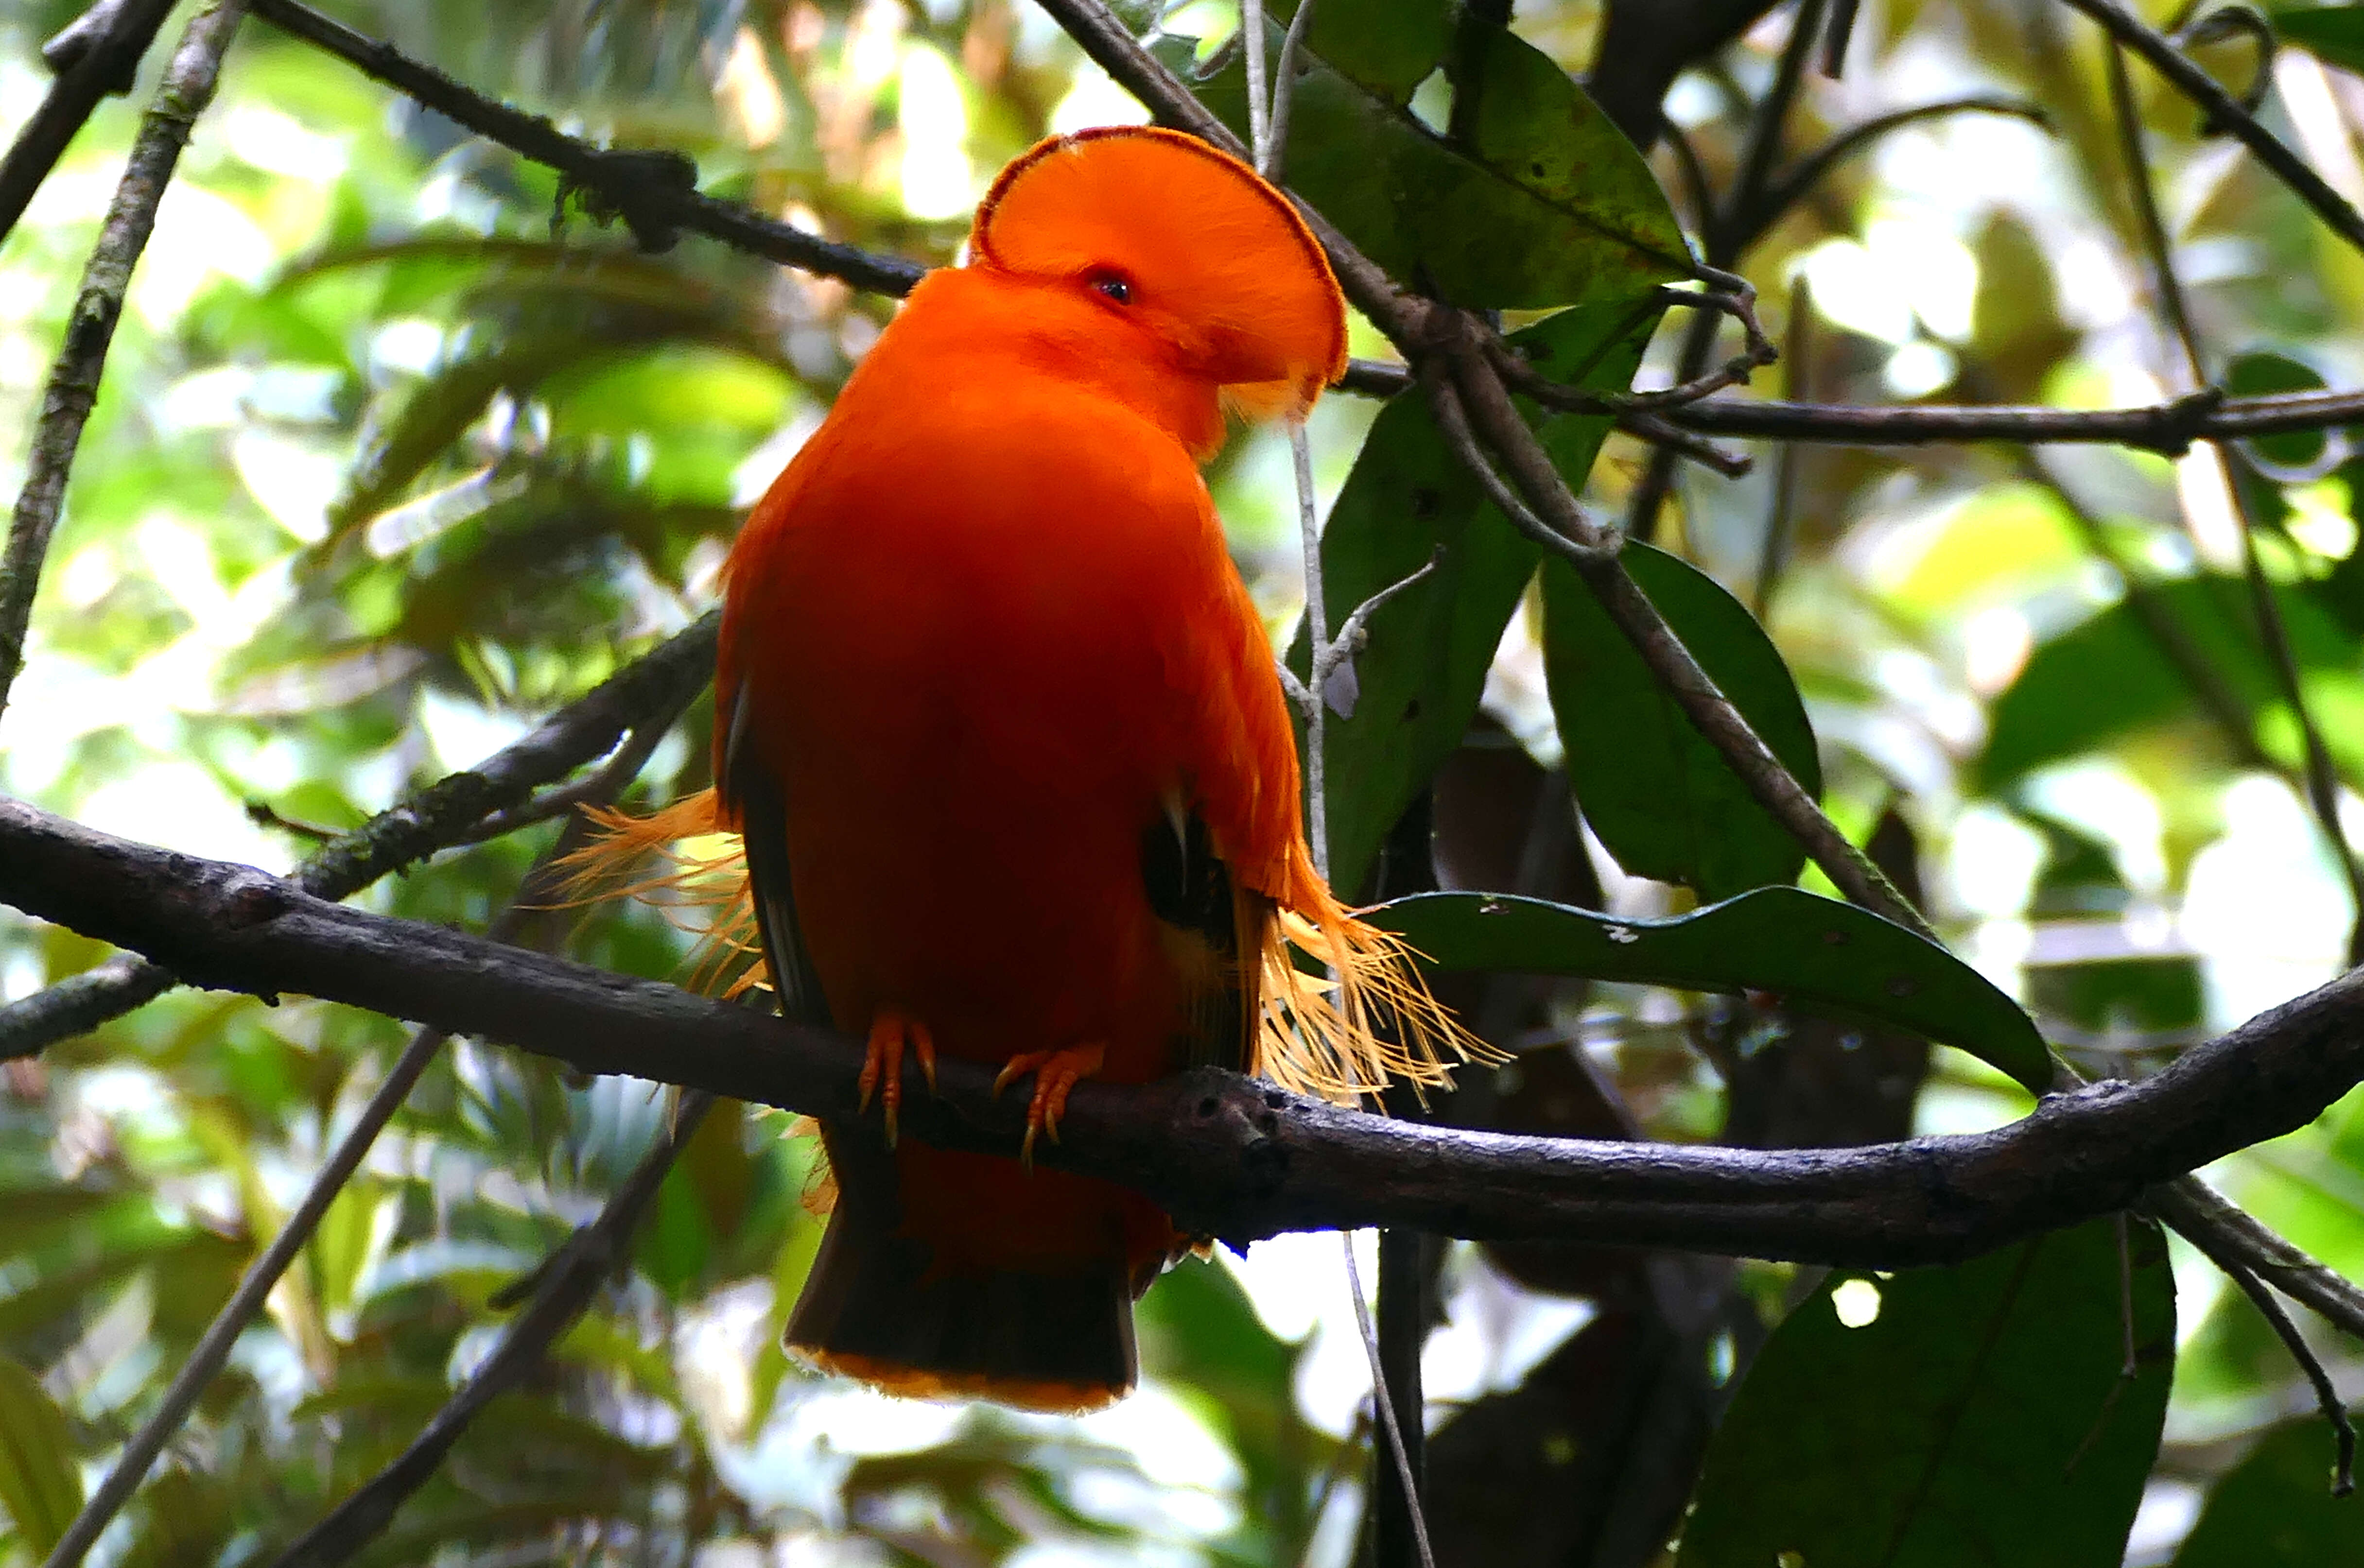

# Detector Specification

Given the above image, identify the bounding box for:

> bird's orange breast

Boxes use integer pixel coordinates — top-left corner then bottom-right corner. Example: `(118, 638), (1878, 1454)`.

(718, 279), (1247, 1085)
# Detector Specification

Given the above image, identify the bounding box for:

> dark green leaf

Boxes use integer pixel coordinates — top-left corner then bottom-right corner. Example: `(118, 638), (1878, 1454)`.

(2172, 1417), (2364, 1566)
(1981, 572), (2355, 788)
(1294, 301), (1659, 895)
(2225, 349), (2334, 470)
(1543, 541), (1822, 900)
(1680, 1218), (2174, 1568)
(1161, 10), (1687, 308)
(1374, 886), (2052, 1090)
(0, 1354), (82, 1555)
(2274, 5), (2364, 75)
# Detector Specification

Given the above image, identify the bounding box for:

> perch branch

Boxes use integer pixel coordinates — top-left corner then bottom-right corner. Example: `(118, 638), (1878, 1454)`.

(8, 797), (2364, 1309)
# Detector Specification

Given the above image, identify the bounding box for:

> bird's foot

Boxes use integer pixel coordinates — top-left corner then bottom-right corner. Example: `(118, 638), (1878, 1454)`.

(992, 1042), (1107, 1168)
(858, 1009), (937, 1148)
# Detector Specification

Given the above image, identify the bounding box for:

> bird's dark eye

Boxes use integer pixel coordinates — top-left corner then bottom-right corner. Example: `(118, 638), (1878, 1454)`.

(1090, 272), (1133, 305)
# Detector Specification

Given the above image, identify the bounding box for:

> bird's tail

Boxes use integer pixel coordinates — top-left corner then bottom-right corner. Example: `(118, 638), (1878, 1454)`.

(784, 1134), (1147, 1413)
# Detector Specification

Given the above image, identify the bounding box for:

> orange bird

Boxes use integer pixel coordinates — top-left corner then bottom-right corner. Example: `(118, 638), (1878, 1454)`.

(585, 126), (1478, 1411)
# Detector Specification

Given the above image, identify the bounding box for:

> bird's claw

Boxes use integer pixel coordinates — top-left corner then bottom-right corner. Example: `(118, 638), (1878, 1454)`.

(858, 1010), (937, 1148)
(992, 1042), (1107, 1169)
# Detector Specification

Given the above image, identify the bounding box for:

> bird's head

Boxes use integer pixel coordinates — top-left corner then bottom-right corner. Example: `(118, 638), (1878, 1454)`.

(968, 126), (1349, 430)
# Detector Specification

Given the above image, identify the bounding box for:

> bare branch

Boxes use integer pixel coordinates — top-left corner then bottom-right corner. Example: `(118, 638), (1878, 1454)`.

(0, 0), (247, 726)
(2061, 0), (2364, 258)
(241, 0), (924, 293)
(2103, 41), (2364, 964)
(2189, 1241), (2358, 1497)
(0, 611), (719, 1061)
(0, 0), (181, 248)
(1754, 96), (2054, 246)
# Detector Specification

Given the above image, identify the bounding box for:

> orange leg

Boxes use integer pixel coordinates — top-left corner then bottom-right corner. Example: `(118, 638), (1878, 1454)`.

(858, 1009), (938, 1147)
(991, 1042), (1107, 1168)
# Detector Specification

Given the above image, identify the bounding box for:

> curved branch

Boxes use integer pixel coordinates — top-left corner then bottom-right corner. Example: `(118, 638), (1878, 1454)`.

(1750, 96), (2053, 251)
(4, 795), (2363, 1290)
(2061, 0), (2364, 258)
(0, 0), (247, 725)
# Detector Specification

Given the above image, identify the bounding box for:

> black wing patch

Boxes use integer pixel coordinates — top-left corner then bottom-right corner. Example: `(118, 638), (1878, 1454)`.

(720, 688), (829, 1027)
(1140, 801), (1256, 1072)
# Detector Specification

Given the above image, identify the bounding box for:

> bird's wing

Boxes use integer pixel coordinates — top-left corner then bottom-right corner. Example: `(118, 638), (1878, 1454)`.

(718, 683), (830, 1026)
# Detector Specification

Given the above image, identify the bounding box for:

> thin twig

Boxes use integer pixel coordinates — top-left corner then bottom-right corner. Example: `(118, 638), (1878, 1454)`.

(0, 0), (248, 727)
(1264, 0), (1318, 181)
(1342, 360), (2364, 454)
(2028, 459), (2271, 771)
(241, 0), (922, 291)
(451, 704), (680, 846)
(1754, 96), (2053, 242)
(1753, 274), (1812, 619)
(0, 611), (719, 1061)
(267, 1091), (718, 1567)
(0, 0), (182, 249)
(37, 822), (605, 1568)
(2105, 41), (2364, 964)
(2062, 0), (2364, 258)
(2165, 1199), (2357, 1496)
(1343, 1233), (1436, 1568)
(1627, 0), (1823, 539)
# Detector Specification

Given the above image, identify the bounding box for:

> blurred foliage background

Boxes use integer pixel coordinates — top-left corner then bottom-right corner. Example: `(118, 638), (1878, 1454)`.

(4, 0), (2364, 1562)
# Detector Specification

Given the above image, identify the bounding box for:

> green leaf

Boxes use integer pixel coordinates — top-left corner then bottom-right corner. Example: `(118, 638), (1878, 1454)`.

(1981, 572), (2356, 788)
(2172, 1417), (2363, 1566)
(1374, 886), (2052, 1090)
(2274, 5), (2364, 75)
(1542, 541), (1823, 900)
(2225, 349), (2335, 471)
(0, 1354), (83, 1556)
(1160, 9), (1688, 308)
(116, 1467), (231, 1568)
(1294, 300), (1659, 896)
(1680, 1218), (2174, 1568)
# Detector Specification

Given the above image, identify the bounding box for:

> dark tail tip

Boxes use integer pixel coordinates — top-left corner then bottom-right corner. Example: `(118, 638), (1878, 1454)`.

(786, 1205), (1137, 1413)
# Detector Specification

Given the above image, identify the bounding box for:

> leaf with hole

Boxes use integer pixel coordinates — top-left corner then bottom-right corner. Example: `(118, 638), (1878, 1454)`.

(1374, 885), (2051, 1090)
(1543, 541), (1823, 900)
(1679, 1218), (2174, 1568)
(1289, 299), (1660, 896)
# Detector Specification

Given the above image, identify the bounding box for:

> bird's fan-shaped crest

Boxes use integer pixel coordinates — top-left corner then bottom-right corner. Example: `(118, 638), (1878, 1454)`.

(972, 126), (1348, 422)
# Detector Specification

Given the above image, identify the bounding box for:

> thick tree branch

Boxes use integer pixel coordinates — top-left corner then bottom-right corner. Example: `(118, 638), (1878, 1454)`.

(0, 611), (718, 1060)
(6, 796), (2364, 1288)
(0, 0), (246, 726)
(0, 0), (181, 249)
